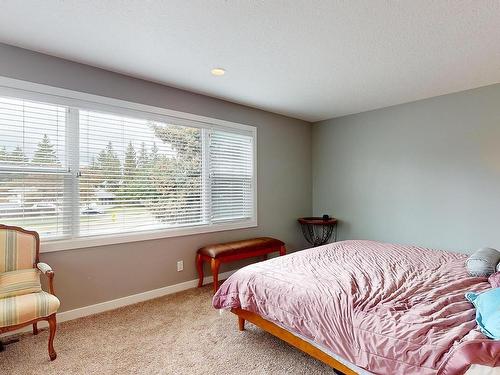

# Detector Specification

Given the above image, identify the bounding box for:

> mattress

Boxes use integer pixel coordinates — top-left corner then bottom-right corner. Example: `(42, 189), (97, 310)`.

(213, 240), (499, 374)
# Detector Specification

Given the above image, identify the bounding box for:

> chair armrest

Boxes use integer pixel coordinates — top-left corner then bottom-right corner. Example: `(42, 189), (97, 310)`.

(37, 262), (55, 295)
(37, 262), (53, 274)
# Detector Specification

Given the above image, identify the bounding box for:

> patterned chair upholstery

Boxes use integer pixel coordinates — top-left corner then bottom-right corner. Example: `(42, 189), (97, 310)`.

(0, 225), (60, 360)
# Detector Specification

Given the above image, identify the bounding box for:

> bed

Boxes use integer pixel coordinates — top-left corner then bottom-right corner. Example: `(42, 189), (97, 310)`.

(212, 240), (500, 374)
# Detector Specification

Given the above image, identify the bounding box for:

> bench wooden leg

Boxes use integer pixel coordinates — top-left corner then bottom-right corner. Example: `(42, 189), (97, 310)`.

(238, 316), (245, 331)
(210, 258), (221, 294)
(196, 253), (204, 287)
(33, 322), (38, 335)
(279, 245), (286, 256)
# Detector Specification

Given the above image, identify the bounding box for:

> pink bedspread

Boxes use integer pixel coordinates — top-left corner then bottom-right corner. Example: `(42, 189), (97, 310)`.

(212, 240), (499, 374)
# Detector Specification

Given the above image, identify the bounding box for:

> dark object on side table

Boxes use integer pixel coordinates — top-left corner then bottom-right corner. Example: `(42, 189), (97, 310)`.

(298, 216), (338, 247)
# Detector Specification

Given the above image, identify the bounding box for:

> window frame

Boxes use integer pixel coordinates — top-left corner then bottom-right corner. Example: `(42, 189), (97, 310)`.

(0, 77), (258, 252)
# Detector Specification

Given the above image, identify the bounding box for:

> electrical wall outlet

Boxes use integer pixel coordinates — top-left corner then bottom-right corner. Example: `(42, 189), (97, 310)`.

(176, 260), (184, 272)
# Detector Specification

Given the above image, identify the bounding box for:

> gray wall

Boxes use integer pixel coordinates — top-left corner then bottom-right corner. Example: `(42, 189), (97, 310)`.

(313, 84), (500, 253)
(0, 44), (312, 311)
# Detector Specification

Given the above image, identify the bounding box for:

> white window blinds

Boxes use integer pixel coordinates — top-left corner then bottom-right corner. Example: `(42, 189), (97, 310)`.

(0, 88), (256, 246)
(0, 97), (70, 239)
(79, 110), (206, 237)
(210, 130), (254, 222)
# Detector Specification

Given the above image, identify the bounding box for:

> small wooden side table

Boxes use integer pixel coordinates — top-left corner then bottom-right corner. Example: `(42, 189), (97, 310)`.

(298, 217), (338, 247)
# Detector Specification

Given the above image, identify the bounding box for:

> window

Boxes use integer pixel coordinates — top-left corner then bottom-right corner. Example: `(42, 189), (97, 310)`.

(0, 97), (71, 238)
(0, 85), (256, 250)
(210, 131), (253, 222)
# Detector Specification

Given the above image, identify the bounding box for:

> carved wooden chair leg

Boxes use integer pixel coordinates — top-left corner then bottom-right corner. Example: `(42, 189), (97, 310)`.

(47, 314), (57, 361)
(0, 340), (4, 352)
(238, 316), (245, 331)
(196, 254), (204, 287)
(33, 322), (38, 335)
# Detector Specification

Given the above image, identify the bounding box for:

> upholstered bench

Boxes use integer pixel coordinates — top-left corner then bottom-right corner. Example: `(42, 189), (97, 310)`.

(196, 237), (286, 293)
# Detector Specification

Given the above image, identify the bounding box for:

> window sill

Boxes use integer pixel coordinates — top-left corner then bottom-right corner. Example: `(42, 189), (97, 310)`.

(40, 220), (258, 253)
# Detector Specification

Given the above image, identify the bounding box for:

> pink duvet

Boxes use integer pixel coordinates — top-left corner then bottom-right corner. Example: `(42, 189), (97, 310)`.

(212, 240), (499, 374)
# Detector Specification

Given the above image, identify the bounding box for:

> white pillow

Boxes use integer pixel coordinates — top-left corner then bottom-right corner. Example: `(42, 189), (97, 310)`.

(466, 247), (500, 277)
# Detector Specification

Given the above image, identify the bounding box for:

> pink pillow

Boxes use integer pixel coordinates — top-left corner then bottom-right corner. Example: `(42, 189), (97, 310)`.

(488, 272), (500, 288)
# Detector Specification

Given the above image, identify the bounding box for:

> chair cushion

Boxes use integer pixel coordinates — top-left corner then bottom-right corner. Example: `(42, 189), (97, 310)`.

(198, 237), (285, 258)
(0, 229), (37, 272)
(0, 291), (60, 328)
(0, 269), (42, 299)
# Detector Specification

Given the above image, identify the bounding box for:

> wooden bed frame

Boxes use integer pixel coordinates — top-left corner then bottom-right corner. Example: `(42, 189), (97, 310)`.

(231, 308), (357, 375)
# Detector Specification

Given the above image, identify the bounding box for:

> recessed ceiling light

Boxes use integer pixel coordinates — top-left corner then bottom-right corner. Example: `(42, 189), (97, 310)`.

(211, 68), (225, 76)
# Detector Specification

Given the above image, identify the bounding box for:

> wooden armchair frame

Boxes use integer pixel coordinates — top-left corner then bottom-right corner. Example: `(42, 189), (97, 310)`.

(0, 224), (57, 361)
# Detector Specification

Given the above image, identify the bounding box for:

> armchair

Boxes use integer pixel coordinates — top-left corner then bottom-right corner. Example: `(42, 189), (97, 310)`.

(0, 224), (60, 360)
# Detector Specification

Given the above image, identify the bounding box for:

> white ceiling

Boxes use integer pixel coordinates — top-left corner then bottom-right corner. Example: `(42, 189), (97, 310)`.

(0, 1), (499, 122)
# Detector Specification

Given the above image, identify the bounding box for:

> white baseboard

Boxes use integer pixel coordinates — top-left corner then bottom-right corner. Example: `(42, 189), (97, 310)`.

(2, 270), (235, 337)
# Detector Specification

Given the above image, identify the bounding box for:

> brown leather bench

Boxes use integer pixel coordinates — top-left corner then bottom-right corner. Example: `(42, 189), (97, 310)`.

(196, 237), (286, 293)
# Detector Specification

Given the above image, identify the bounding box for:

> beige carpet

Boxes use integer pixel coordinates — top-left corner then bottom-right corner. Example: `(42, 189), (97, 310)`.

(1, 285), (336, 375)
